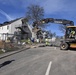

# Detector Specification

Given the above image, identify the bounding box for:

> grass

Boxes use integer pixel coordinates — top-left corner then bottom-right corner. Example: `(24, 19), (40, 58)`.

(0, 50), (4, 54)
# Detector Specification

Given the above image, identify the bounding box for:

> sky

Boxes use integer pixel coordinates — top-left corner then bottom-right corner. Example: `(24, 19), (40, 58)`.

(0, 0), (76, 36)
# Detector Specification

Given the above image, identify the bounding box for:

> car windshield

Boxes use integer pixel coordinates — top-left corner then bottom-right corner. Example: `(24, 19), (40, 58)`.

(66, 27), (76, 38)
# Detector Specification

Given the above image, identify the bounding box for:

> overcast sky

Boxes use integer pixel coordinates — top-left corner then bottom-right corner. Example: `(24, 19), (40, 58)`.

(0, 0), (76, 36)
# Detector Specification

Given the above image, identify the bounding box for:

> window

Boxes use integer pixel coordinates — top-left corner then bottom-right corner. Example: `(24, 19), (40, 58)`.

(7, 26), (9, 30)
(66, 27), (76, 38)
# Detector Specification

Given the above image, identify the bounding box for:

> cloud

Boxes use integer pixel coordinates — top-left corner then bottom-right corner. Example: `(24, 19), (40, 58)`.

(0, 0), (76, 18)
(21, 0), (44, 7)
(41, 0), (63, 14)
(0, 0), (10, 4)
(0, 0), (45, 9)
(0, 0), (42, 8)
(0, 0), (76, 13)
(0, 9), (12, 21)
(41, 0), (76, 15)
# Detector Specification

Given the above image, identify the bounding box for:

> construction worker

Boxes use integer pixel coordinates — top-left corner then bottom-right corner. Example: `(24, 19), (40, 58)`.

(70, 29), (75, 38)
(45, 38), (49, 46)
(27, 38), (31, 44)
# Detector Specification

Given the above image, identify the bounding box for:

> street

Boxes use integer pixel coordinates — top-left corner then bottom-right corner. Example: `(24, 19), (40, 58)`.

(0, 46), (76, 75)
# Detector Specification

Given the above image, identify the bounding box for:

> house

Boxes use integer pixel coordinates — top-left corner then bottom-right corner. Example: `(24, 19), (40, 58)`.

(0, 17), (36, 41)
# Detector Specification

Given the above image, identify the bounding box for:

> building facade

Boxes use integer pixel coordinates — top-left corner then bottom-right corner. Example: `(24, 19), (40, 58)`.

(0, 18), (35, 41)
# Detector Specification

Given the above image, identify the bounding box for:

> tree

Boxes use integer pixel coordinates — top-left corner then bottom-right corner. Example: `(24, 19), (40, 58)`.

(56, 36), (60, 39)
(48, 30), (53, 38)
(59, 24), (66, 33)
(26, 4), (44, 22)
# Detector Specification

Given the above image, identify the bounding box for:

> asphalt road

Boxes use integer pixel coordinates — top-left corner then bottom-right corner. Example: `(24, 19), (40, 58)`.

(0, 46), (76, 75)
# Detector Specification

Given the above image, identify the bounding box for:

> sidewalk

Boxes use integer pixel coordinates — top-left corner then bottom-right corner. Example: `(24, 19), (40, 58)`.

(0, 43), (45, 59)
(30, 43), (45, 48)
(0, 45), (30, 59)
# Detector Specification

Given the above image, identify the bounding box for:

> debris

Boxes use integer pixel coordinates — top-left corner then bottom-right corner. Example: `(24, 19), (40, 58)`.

(1, 49), (6, 52)
(22, 42), (26, 45)
(54, 47), (56, 49)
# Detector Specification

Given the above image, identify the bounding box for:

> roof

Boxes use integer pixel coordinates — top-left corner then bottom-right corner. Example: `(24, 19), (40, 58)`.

(0, 17), (23, 27)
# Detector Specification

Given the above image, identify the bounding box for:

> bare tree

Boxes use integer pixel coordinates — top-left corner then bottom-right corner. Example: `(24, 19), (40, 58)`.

(59, 24), (66, 33)
(52, 32), (56, 37)
(48, 30), (56, 38)
(26, 4), (44, 22)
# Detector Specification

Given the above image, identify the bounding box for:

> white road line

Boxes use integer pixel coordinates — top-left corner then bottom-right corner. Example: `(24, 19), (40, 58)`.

(45, 61), (52, 75)
(54, 47), (56, 49)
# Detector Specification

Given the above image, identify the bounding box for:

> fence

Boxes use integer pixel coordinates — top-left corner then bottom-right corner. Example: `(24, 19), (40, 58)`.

(0, 33), (14, 41)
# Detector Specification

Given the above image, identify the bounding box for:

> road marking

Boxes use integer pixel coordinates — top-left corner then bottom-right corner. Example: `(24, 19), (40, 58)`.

(45, 61), (52, 75)
(54, 47), (56, 49)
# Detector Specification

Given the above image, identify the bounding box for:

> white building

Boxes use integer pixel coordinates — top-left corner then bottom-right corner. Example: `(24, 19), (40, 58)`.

(0, 18), (35, 41)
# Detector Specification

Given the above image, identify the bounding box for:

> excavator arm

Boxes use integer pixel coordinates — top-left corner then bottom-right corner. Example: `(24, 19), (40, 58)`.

(33, 18), (74, 27)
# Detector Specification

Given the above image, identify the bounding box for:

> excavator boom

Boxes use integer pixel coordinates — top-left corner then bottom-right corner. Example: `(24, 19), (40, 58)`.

(33, 18), (74, 27)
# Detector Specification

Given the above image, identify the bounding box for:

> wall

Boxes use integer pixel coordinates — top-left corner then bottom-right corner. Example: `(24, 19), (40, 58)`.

(0, 18), (23, 40)
(0, 18), (36, 41)
(0, 25), (10, 40)
(9, 18), (22, 34)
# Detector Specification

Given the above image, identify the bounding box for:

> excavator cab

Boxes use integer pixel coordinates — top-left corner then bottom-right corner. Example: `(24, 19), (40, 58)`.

(65, 26), (76, 39)
(60, 26), (76, 50)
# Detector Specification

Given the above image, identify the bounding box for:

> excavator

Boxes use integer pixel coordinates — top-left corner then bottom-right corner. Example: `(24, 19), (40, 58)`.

(32, 18), (76, 50)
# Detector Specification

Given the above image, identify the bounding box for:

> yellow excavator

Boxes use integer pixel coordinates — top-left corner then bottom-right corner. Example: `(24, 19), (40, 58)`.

(32, 18), (76, 50)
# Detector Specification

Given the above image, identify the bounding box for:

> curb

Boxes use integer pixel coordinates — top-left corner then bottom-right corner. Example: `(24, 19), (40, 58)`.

(0, 44), (45, 59)
(0, 47), (30, 59)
